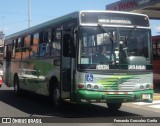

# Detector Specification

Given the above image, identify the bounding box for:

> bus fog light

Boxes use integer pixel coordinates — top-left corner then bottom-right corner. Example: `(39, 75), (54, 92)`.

(87, 84), (91, 89)
(94, 85), (98, 89)
(140, 85), (144, 90)
(146, 84), (150, 89)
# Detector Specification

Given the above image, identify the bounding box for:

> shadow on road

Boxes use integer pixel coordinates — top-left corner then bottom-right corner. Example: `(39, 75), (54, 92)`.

(0, 86), (141, 121)
(154, 84), (160, 93)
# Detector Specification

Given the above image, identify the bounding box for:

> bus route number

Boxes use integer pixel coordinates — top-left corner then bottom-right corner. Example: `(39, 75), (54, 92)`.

(128, 65), (146, 70)
(96, 65), (109, 70)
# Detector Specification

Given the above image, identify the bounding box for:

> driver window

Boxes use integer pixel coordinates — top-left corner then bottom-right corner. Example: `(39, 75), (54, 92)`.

(80, 27), (117, 65)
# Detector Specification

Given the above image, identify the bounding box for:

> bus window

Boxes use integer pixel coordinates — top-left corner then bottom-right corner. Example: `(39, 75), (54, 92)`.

(30, 33), (39, 57)
(3, 46), (7, 59)
(21, 37), (25, 47)
(12, 40), (16, 58)
(39, 30), (52, 56)
(63, 33), (75, 57)
(80, 27), (116, 65)
(46, 30), (52, 55)
(24, 35), (31, 47)
(18, 38), (21, 48)
(51, 31), (61, 56)
(6, 44), (12, 61)
(15, 39), (18, 48)
(15, 38), (22, 59)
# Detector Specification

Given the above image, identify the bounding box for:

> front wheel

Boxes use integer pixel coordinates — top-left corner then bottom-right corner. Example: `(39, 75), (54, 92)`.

(107, 103), (122, 111)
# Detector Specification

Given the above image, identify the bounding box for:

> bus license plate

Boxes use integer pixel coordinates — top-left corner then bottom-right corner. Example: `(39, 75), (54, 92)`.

(142, 94), (150, 99)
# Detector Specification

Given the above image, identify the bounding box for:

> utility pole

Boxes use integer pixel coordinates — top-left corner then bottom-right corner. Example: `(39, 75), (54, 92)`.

(28, 0), (31, 28)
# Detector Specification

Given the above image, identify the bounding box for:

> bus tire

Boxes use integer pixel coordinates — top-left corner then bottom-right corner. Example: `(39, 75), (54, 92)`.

(107, 102), (122, 111)
(14, 75), (21, 95)
(49, 77), (61, 108)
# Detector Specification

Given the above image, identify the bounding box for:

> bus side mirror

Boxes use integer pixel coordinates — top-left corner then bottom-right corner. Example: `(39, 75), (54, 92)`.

(63, 34), (75, 58)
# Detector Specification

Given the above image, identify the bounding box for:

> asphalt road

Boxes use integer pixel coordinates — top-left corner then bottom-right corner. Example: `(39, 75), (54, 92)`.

(0, 84), (160, 126)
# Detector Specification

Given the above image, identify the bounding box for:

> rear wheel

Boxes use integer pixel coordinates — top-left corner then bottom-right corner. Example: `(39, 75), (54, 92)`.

(107, 103), (122, 111)
(14, 76), (21, 95)
(53, 87), (61, 108)
(49, 78), (61, 108)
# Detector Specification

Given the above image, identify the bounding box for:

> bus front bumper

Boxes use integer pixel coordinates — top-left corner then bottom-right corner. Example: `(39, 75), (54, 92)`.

(76, 89), (154, 103)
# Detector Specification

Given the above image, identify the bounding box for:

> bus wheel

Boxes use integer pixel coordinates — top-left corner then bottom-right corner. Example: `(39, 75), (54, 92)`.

(53, 87), (61, 108)
(14, 76), (20, 95)
(49, 78), (62, 108)
(107, 103), (122, 111)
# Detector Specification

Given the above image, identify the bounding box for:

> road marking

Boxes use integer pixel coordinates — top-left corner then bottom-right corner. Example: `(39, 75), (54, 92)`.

(148, 105), (160, 109)
(132, 100), (160, 105)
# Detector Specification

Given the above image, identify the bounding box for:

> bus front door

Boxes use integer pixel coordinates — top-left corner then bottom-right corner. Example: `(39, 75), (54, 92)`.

(61, 32), (75, 100)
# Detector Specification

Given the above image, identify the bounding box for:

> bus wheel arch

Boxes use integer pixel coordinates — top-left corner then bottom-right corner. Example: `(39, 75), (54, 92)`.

(49, 76), (61, 108)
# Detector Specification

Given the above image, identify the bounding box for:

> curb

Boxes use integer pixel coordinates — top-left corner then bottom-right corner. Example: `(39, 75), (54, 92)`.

(153, 93), (160, 100)
(153, 96), (160, 100)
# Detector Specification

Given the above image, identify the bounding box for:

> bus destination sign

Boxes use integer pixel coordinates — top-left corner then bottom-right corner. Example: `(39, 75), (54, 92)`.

(98, 16), (132, 25)
(80, 12), (149, 27)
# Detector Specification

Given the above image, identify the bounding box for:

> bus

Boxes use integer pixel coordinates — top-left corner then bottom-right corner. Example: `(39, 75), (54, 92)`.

(152, 35), (160, 86)
(3, 10), (154, 110)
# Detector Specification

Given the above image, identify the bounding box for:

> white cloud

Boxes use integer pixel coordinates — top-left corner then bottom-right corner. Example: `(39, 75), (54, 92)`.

(4, 26), (9, 32)
(2, 26), (9, 36)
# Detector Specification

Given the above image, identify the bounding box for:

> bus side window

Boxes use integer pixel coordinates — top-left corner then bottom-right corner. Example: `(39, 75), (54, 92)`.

(15, 38), (22, 59)
(3, 40), (12, 59)
(6, 44), (12, 61)
(63, 34), (75, 58)
(12, 40), (16, 58)
(21, 37), (25, 47)
(15, 39), (18, 48)
(21, 35), (31, 58)
(47, 30), (52, 55)
(24, 35), (31, 47)
(30, 33), (39, 57)
(51, 31), (61, 56)
(40, 29), (52, 56)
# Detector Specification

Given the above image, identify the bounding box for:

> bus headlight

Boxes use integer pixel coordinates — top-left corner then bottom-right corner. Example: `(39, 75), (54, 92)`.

(146, 84), (150, 89)
(94, 85), (99, 90)
(140, 85), (144, 90)
(87, 84), (92, 89)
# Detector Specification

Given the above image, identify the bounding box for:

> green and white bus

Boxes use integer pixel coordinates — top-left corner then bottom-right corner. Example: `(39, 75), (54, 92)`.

(3, 10), (154, 110)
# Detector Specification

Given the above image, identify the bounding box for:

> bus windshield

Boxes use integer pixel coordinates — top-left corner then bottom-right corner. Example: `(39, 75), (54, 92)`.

(79, 26), (151, 69)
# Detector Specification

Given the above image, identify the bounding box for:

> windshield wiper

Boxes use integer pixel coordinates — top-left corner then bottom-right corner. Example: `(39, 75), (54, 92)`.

(98, 24), (114, 42)
(122, 26), (137, 58)
(97, 24), (116, 62)
(126, 25), (137, 42)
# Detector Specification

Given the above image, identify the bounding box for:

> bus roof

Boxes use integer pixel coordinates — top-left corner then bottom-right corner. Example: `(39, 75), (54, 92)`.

(5, 11), (79, 40)
(5, 10), (149, 41)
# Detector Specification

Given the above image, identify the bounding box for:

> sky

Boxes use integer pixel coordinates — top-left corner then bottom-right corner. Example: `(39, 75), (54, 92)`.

(0, 0), (160, 36)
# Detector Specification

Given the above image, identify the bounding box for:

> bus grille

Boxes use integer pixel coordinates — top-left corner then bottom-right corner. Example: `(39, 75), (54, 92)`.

(99, 77), (140, 91)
